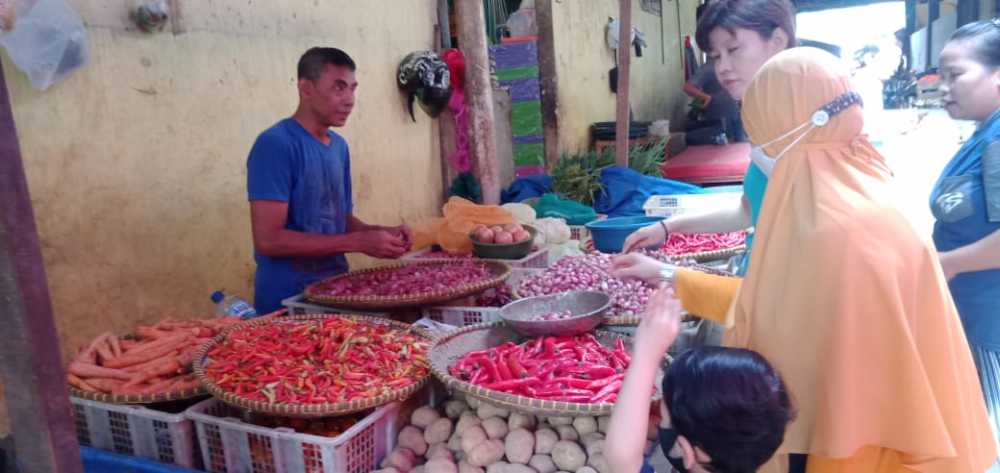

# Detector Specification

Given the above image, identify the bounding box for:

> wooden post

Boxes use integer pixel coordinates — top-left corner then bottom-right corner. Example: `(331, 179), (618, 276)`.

(0, 62), (83, 473)
(456, 0), (501, 204)
(436, 0), (453, 202)
(615, 0), (632, 167)
(536, 0), (561, 170)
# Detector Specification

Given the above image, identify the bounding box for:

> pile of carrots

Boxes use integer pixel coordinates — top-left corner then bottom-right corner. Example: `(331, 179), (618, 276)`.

(67, 318), (241, 396)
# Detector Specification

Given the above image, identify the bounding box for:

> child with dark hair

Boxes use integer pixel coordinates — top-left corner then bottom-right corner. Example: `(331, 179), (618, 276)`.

(605, 289), (794, 473)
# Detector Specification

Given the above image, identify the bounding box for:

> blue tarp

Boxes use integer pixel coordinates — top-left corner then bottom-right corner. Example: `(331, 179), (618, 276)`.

(594, 166), (704, 217)
(501, 174), (553, 204)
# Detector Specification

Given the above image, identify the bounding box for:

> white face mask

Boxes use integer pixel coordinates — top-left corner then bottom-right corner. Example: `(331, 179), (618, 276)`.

(748, 92), (864, 178)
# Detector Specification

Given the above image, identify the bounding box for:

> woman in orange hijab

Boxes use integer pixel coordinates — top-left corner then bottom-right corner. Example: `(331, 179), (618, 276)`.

(614, 47), (995, 472)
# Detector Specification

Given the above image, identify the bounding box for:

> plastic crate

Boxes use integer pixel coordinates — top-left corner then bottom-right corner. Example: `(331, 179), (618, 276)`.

(569, 225), (590, 241)
(71, 397), (199, 470)
(402, 246), (550, 269)
(281, 294), (389, 317)
(421, 268), (542, 327)
(187, 398), (400, 473)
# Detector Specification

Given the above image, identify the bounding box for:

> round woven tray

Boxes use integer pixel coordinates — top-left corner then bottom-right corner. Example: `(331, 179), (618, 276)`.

(68, 385), (208, 405)
(193, 314), (433, 418)
(578, 237), (745, 263)
(429, 321), (668, 417)
(303, 260), (512, 310)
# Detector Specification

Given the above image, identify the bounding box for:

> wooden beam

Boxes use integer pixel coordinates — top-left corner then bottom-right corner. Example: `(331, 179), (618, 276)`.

(437, 0), (452, 49)
(615, 0), (632, 167)
(456, 0), (500, 204)
(536, 0), (560, 170)
(0, 61), (83, 473)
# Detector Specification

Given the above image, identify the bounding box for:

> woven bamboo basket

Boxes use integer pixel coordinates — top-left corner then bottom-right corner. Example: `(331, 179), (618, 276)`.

(67, 385), (208, 405)
(193, 314), (433, 418)
(303, 260), (512, 310)
(429, 321), (668, 417)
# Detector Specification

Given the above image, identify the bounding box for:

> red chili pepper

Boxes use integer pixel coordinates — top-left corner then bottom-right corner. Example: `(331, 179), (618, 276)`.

(508, 356), (528, 379)
(496, 355), (513, 380)
(588, 373), (625, 389)
(590, 380), (623, 402)
(545, 377), (593, 390)
(481, 357), (501, 382)
(483, 376), (540, 391)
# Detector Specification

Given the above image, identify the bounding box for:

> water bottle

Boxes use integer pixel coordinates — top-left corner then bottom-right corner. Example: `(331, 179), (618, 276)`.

(211, 291), (258, 319)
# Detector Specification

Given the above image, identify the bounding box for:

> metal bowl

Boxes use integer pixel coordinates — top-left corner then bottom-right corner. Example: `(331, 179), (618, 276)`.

(499, 291), (611, 337)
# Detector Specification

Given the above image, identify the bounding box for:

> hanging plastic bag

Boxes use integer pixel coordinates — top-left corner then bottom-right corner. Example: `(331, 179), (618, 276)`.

(0, 0), (89, 90)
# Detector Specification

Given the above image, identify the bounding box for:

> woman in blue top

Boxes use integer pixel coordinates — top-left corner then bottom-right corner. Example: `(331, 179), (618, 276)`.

(623, 0), (795, 276)
(931, 19), (1000, 468)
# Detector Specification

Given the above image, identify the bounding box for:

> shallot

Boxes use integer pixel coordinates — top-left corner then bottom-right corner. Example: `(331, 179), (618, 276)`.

(534, 310), (573, 321)
(518, 255), (653, 315)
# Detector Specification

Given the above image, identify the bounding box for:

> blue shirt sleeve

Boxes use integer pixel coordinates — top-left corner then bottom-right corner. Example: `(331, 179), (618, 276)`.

(984, 140), (1000, 223)
(247, 131), (293, 202)
(344, 145), (354, 215)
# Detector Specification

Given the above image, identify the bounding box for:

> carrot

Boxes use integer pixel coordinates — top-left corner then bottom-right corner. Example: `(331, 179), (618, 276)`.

(122, 333), (188, 356)
(108, 336), (123, 358)
(139, 377), (179, 395)
(95, 340), (115, 364)
(124, 358), (181, 388)
(120, 340), (138, 350)
(67, 374), (98, 392)
(86, 378), (124, 394)
(124, 351), (180, 373)
(72, 346), (97, 365)
(112, 384), (148, 396)
(136, 326), (171, 340)
(175, 350), (195, 368)
(68, 362), (132, 381)
(168, 376), (201, 391)
(105, 335), (190, 368)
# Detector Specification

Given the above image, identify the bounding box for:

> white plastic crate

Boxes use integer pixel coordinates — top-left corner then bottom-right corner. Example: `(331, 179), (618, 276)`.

(187, 398), (401, 473)
(421, 268), (542, 327)
(281, 294), (389, 317)
(70, 396), (199, 469)
(402, 246), (550, 269)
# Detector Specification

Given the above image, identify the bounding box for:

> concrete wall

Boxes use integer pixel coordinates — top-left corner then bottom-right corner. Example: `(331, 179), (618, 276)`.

(0, 0), (444, 435)
(551, 0), (696, 153)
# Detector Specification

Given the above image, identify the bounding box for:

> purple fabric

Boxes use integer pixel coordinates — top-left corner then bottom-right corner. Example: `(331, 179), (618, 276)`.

(513, 135), (544, 145)
(516, 166), (547, 177)
(500, 77), (541, 102)
(490, 42), (538, 69)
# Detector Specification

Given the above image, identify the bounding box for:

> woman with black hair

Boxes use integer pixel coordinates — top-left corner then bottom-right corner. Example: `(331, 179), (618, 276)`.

(605, 289), (794, 473)
(932, 18), (1000, 470)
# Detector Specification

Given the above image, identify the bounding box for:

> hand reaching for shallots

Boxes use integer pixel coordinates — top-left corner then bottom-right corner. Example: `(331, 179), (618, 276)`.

(633, 288), (684, 364)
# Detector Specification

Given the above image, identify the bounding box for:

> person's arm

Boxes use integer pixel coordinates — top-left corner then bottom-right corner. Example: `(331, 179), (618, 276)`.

(250, 201), (407, 259)
(347, 214), (380, 232)
(683, 83), (712, 107)
(347, 214), (413, 248)
(622, 196), (752, 253)
(610, 254), (741, 324)
(606, 289), (684, 473)
(939, 229), (1000, 280)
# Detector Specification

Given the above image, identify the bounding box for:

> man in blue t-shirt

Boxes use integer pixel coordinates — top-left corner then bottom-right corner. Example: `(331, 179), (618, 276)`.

(247, 47), (411, 313)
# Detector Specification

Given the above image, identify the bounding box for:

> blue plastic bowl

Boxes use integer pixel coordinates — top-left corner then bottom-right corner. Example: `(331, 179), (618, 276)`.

(585, 216), (665, 253)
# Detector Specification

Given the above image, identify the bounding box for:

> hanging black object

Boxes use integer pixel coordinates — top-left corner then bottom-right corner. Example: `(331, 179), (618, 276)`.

(609, 66), (618, 93)
(398, 51), (452, 122)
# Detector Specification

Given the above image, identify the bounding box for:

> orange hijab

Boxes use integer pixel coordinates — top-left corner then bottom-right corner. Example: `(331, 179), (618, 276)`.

(726, 48), (995, 471)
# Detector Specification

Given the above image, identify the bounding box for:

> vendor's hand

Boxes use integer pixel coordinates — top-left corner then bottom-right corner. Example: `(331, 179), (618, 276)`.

(357, 230), (409, 259)
(387, 225), (414, 251)
(622, 222), (668, 253)
(634, 288), (684, 364)
(610, 253), (670, 286)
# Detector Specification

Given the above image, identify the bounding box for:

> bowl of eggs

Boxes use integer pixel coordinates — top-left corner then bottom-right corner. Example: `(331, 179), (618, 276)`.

(469, 223), (537, 260)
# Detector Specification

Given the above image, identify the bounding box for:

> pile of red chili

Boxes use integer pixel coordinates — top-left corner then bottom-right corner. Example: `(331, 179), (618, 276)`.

(310, 261), (492, 297)
(658, 231), (746, 256)
(449, 334), (630, 404)
(203, 317), (429, 404)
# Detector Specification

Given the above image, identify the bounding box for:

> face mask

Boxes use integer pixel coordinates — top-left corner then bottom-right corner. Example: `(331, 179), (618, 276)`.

(658, 427), (690, 473)
(748, 91), (864, 178)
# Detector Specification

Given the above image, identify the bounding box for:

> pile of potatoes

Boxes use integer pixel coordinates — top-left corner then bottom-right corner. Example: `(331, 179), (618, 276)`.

(373, 394), (657, 473)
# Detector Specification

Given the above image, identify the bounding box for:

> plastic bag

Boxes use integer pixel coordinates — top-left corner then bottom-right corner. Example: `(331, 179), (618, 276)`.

(533, 193), (599, 225)
(411, 197), (516, 254)
(0, 0), (89, 90)
(547, 241), (584, 265)
(532, 217), (572, 246)
(500, 203), (536, 224)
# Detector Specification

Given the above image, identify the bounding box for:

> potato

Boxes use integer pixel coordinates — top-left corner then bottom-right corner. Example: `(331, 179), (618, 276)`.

(468, 439), (505, 467)
(448, 433), (465, 453)
(508, 412), (536, 431)
(383, 447), (417, 472)
(505, 428), (535, 464)
(529, 454), (557, 473)
(426, 418), (455, 445)
(547, 417), (573, 426)
(579, 433), (604, 457)
(596, 416), (610, 434)
(587, 453), (610, 473)
(477, 403), (510, 420)
(456, 413), (482, 437)
(482, 417), (509, 440)
(494, 231), (514, 244)
(428, 443), (454, 462)
(458, 460), (485, 473)
(486, 462), (510, 473)
(399, 426), (429, 456)
(467, 397), (482, 410)
(461, 425), (488, 454)
(499, 465), (538, 473)
(490, 225), (505, 235)
(512, 230), (531, 243)
(425, 458), (458, 473)
(571, 417), (597, 437)
(445, 400), (469, 419)
(474, 228), (495, 243)
(555, 425), (578, 442)
(575, 468), (597, 473)
(412, 406), (442, 429)
(534, 429), (559, 455)
(412, 467), (426, 473)
(550, 441), (586, 471)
